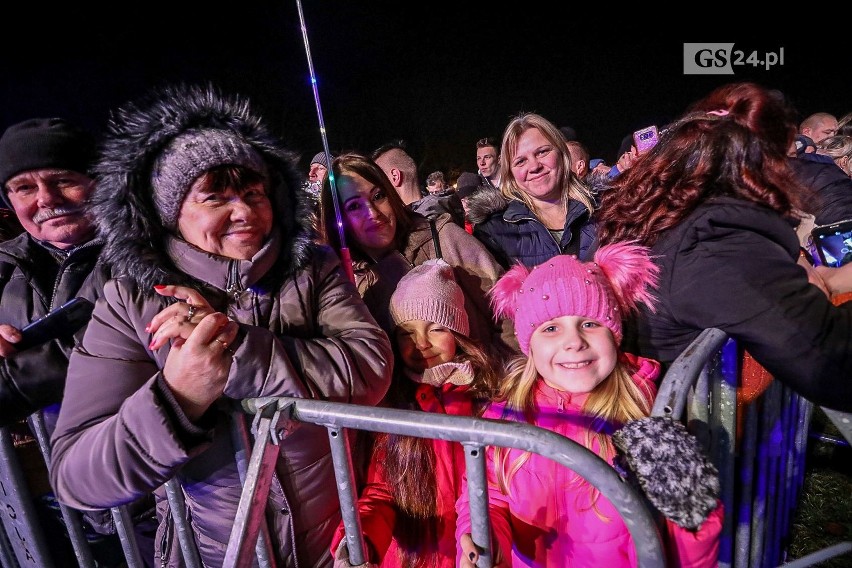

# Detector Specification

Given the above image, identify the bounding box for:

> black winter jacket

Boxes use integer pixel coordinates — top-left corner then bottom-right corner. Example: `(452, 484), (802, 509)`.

(466, 188), (597, 269)
(0, 233), (107, 426)
(789, 157), (852, 225)
(634, 196), (852, 412)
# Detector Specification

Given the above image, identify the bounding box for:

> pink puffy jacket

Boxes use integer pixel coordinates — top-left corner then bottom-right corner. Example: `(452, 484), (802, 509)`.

(455, 354), (723, 567)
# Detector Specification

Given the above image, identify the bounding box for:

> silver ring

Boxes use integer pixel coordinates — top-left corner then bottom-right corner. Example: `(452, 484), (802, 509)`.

(214, 338), (234, 356)
(185, 304), (196, 322)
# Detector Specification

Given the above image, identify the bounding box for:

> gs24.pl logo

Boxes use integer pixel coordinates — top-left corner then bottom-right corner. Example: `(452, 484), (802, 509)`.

(683, 43), (785, 74)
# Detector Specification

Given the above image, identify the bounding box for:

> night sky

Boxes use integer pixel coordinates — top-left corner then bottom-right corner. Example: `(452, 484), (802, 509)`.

(2, 4), (847, 180)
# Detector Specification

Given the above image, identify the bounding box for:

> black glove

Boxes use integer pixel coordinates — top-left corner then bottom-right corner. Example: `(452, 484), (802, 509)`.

(612, 416), (719, 530)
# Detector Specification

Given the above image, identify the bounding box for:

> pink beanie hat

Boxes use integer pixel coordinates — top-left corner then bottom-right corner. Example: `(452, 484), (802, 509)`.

(390, 259), (470, 336)
(490, 243), (659, 354)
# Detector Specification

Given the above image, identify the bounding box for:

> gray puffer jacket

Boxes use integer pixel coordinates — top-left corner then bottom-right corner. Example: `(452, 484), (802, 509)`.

(49, 84), (393, 567)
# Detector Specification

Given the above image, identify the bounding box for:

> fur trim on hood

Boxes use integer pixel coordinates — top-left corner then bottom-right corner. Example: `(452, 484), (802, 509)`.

(465, 186), (508, 226)
(91, 83), (314, 291)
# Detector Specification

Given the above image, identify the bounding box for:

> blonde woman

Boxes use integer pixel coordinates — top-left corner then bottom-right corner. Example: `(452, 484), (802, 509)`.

(817, 134), (852, 177)
(466, 112), (598, 269)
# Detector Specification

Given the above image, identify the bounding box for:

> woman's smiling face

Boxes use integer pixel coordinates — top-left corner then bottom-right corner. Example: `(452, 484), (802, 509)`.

(177, 173), (273, 260)
(337, 172), (397, 258)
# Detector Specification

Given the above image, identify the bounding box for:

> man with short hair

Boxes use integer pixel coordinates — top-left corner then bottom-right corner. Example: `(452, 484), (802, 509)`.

(425, 170), (448, 194)
(372, 141), (465, 227)
(800, 112), (838, 144)
(476, 137), (500, 190)
(566, 140), (590, 179)
(372, 141), (423, 205)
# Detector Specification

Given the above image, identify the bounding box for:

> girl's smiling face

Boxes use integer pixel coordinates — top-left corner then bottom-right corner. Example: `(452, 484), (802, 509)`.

(529, 315), (618, 393)
(395, 319), (457, 374)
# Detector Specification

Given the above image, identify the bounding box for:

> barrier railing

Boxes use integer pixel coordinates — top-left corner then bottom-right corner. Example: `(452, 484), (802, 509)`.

(229, 396), (667, 568)
(651, 328), (851, 567)
(2, 327), (850, 567)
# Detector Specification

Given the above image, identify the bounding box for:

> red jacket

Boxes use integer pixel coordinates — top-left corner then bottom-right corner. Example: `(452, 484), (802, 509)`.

(331, 381), (473, 567)
(455, 354), (723, 567)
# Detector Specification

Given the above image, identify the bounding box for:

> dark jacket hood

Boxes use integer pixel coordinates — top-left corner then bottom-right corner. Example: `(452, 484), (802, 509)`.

(91, 83), (314, 291)
(466, 187), (508, 225)
(465, 177), (604, 226)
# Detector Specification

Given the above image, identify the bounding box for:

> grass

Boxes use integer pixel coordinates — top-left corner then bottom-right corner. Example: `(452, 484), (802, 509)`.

(785, 409), (852, 567)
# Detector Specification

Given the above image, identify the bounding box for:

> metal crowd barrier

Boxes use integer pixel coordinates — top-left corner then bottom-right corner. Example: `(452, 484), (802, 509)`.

(2, 328), (850, 567)
(651, 328), (852, 568)
(229, 396), (667, 568)
(0, 411), (147, 568)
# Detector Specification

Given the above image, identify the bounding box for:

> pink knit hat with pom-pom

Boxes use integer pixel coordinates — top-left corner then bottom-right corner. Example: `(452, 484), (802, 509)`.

(489, 243), (659, 354)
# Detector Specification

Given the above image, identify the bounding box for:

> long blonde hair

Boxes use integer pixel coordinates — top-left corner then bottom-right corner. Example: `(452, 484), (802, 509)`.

(493, 352), (653, 499)
(498, 112), (596, 216)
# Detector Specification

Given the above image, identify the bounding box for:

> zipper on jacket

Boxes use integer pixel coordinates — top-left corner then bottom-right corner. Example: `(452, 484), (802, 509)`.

(557, 396), (564, 413)
(159, 503), (173, 568)
(48, 239), (101, 309)
(225, 259), (243, 302)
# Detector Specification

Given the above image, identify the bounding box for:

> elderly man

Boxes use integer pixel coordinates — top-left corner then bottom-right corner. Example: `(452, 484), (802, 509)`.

(0, 117), (156, 567)
(0, 117), (106, 426)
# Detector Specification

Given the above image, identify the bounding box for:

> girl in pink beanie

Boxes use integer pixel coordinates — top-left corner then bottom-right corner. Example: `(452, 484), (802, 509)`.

(456, 244), (723, 568)
(332, 259), (506, 568)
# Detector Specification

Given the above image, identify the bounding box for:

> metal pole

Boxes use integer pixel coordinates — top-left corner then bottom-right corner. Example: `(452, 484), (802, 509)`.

(294, 0), (355, 284)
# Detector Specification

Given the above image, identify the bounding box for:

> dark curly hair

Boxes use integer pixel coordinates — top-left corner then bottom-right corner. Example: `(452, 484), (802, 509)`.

(597, 82), (808, 246)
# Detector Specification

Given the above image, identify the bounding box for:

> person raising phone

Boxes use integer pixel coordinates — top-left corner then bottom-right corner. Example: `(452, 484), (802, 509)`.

(596, 82), (852, 412)
(0, 118), (146, 566)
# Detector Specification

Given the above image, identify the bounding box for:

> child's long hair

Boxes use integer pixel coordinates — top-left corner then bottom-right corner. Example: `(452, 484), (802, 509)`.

(493, 353), (653, 499)
(487, 243), (659, 509)
(377, 331), (504, 567)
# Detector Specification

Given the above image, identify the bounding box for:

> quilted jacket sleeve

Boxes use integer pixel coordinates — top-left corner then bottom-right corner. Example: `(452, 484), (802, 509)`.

(49, 279), (204, 509)
(222, 245), (392, 405)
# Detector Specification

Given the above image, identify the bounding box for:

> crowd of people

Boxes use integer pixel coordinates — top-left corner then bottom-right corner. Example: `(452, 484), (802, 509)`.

(0, 80), (851, 567)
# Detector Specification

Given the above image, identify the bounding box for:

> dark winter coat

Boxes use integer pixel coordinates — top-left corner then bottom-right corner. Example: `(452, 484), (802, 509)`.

(410, 191), (465, 228)
(49, 84), (393, 567)
(0, 233), (107, 426)
(466, 188), (597, 269)
(788, 156), (852, 225)
(634, 196), (852, 411)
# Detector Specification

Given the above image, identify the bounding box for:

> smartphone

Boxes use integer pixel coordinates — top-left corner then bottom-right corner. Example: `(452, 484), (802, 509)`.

(16, 297), (95, 351)
(633, 125), (659, 153)
(811, 218), (852, 267)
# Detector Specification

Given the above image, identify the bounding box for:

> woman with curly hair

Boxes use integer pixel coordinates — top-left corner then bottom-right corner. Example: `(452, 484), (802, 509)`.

(595, 82), (852, 412)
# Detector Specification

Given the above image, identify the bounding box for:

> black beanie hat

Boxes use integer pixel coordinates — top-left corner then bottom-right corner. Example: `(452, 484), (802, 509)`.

(456, 171), (482, 199)
(0, 118), (96, 207)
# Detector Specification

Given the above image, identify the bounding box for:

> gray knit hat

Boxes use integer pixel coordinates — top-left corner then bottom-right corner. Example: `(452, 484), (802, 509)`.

(310, 151), (331, 169)
(390, 259), (469, 336)
(151, 129), (267, 228)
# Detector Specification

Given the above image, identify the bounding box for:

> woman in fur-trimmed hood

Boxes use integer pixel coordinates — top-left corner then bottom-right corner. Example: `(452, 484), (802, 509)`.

(50, 83), (392, 567)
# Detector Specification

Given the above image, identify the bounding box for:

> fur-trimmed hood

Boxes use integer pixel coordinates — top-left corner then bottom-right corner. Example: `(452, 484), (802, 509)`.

(465, 186), (508, 226)
(91, 83), (314, 291)
(466, 176), (609, 227)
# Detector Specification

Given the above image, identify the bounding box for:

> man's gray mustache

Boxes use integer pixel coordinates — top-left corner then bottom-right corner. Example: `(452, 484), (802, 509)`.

(33, 207), (85, 224)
